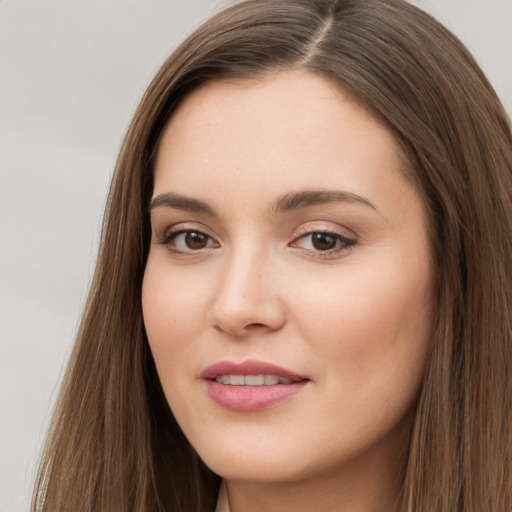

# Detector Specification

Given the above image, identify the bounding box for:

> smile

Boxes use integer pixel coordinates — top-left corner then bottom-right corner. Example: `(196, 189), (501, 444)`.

(202, 360), (310, 411)
(214, 374), (298, 385)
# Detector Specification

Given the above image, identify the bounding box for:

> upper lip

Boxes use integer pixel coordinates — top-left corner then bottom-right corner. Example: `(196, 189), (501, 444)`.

(201, 359), (309, 381)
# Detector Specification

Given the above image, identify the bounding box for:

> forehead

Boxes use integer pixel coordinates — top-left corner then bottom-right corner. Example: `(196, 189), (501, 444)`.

(158, 71), (389, 158)
(153, 70), (412, 215)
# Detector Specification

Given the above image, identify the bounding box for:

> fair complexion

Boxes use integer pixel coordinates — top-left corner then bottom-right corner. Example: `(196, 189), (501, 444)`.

(142, 70), (433, 512)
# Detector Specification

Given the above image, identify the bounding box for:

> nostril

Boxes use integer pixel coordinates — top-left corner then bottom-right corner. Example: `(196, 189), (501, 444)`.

(247, 323), (266, 329)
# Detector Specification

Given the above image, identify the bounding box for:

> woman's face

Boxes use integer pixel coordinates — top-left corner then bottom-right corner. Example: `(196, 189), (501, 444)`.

(142, 70), (433, 485)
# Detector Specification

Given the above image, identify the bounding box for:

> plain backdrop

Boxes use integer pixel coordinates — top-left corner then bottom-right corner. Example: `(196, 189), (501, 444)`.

(1, 1), (511, 510)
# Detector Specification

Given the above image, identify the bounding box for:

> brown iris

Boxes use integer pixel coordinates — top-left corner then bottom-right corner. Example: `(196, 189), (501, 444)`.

(311, 232), (337, 251)
(185, 231), (209, 249)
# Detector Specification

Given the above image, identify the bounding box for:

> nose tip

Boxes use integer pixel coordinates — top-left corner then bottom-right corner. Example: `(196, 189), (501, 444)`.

(209, 296), (285, 338)
(207, 258), (286, 337)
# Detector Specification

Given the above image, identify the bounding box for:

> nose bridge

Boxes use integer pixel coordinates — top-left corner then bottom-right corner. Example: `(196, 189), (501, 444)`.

(209, 238), (284, 335)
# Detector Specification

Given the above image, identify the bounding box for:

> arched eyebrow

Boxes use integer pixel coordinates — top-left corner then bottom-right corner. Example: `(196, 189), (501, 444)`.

(149, 192), (218, 217)
(149, 190), (378, 216)
(272, 190), (378, 213)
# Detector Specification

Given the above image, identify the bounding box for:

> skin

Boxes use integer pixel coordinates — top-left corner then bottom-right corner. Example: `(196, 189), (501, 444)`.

(142, 70), (433, 512)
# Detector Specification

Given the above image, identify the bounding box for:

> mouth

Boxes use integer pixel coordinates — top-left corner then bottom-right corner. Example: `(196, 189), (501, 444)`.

(214, 374), (300, 385)
(201, 359), (310, 411)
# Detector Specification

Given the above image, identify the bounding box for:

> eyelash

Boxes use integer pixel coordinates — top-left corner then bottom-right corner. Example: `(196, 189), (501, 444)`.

(158, 227), (218, 254)
(157, 226), (356, 258)
(289, 230), (356, 258)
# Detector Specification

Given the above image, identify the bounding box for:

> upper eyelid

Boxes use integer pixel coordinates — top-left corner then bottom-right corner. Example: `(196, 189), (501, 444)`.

(158, 222), (216, 238)
(166, 224), (211, 235)
(292, 221), (357, 240)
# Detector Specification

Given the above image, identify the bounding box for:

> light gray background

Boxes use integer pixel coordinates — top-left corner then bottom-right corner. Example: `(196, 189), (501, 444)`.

(1, 1), (511, 511)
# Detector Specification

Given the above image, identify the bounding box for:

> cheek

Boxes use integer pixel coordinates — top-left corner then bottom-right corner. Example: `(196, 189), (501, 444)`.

(142, 259), (207, 366)
(287, 255), (432, 384)
(142, 258), (215, 424)
(282, 260), (432, 457)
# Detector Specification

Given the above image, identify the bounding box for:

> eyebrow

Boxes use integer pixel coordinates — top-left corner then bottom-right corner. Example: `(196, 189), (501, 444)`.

(272, 190), (378, 213)
(149, 189), (378, 216)
(149, 192), (218, 217)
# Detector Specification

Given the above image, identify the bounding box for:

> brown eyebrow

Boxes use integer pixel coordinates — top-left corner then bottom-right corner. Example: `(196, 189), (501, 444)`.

(149, 189), (378, 217)
(272, 190), (378, 213)
(149, 192), (218, 217)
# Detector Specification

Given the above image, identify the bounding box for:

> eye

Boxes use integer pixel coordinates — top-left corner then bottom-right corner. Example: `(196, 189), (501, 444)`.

(291, 230), (356, 255)
(161, 229), (219, 253)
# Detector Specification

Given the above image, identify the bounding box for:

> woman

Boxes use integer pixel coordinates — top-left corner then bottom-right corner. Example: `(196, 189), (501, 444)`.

(32, 0), (512, 511)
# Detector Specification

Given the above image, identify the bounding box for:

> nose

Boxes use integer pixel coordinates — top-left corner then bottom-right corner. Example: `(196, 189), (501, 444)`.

(207, 246), (286, 337)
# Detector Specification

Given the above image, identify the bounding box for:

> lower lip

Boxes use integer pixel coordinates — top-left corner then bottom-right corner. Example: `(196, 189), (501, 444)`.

(204, 380), (308, 411)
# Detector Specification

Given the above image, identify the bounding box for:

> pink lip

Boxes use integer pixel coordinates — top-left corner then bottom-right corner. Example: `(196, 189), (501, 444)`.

(201, 359), (308, 381)
(201, 359), (310, 412)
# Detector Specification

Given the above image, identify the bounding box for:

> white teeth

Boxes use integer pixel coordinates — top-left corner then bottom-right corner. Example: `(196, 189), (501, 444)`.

(264, 375), (279, 385)
(214, 374), (296, 386)
(230, 375), (245, 386)
(245, 374), (264, 385)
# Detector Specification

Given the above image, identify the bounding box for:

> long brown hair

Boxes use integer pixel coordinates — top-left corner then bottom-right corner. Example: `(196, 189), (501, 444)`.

(32, 1), (512, 511)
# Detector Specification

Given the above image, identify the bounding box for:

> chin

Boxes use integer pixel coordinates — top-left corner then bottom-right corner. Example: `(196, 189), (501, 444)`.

(203, 452), (311, 483)
(190, 430), (315, 483)
(186, 406), (414, 487)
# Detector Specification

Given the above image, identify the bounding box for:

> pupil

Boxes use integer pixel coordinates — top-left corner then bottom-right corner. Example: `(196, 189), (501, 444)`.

(185, 232), (207, 249)
(312, 232), (336, 251)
